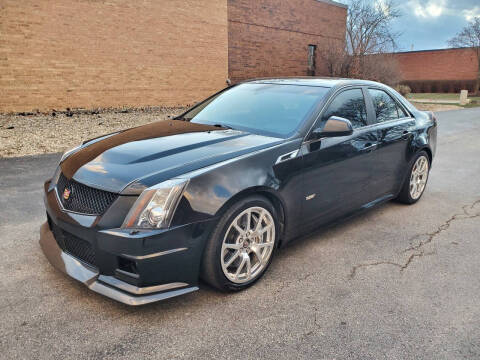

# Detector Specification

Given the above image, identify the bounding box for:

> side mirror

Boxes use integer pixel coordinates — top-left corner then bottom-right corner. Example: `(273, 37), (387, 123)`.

(311, 116), (354, 139)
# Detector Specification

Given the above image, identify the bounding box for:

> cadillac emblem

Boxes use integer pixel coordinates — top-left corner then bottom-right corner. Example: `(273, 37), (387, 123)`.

(63, 188), (71, 200)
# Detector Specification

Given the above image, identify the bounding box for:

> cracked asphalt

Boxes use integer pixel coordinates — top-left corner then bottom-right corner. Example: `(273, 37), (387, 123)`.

(1, 108), (479, 359)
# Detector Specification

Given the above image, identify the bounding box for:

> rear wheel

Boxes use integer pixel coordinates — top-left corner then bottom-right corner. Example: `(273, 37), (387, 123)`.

(201, 195), (278, 291)
(396, 151), (430, 204)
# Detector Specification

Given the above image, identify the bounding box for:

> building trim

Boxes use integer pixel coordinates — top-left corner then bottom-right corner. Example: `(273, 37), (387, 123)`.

(391, 47), (477, 55)
(316, 0), (348, 9)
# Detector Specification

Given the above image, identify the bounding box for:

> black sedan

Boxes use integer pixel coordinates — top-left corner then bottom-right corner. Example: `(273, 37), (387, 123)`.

(40, 78), (437, 305)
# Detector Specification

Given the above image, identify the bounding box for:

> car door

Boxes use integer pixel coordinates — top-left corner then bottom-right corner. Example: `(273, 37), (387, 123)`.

(365, 87), (416, 197)
(300, 87), (379, 230)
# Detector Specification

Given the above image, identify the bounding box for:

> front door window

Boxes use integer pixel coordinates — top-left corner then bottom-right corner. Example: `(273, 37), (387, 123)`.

(321, 89), (367, 129)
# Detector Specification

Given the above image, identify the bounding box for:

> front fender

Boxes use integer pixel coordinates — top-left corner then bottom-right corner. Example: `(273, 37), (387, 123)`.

(171, 139), (304, 238)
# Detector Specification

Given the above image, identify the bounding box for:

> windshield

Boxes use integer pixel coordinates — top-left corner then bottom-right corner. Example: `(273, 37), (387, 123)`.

(185, 83), (329, 138)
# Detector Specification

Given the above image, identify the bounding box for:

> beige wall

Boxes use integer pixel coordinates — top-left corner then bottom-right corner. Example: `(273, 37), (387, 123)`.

(0, 0), (228, 113)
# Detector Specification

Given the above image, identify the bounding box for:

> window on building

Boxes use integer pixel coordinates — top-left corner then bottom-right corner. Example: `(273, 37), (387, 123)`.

(322, 89), (367, 129)
(368, 88), (408, 123)
(308, 45), (316, 76)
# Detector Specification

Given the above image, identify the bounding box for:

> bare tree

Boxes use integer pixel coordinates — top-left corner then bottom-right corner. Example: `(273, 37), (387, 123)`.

(319, 0), (402, 85)
(346, 0), (401, 77)
(448, 17), (480, 94)
(346, 0), (401, 56)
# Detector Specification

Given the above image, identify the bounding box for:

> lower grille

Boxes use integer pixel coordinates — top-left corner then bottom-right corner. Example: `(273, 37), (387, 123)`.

(50, 222), (96, 266)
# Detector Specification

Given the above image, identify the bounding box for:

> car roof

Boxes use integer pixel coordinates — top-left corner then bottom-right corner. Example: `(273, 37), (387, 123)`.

(242, 77), (385, 88)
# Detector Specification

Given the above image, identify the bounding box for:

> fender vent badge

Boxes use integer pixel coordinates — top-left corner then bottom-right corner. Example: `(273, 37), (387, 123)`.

(275, 150), (299, 164)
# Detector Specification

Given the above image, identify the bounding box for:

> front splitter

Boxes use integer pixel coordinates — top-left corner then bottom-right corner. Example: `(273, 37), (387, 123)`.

(39, 222), (198, 306)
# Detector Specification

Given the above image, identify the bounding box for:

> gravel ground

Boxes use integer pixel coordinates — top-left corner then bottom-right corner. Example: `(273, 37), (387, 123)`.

(412, 103), (462, 112)
(0, 108), (185, 158)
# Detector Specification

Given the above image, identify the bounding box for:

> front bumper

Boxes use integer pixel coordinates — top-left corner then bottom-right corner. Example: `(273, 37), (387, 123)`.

(40, 222), (199, 305)
(41, 178), (217, 306)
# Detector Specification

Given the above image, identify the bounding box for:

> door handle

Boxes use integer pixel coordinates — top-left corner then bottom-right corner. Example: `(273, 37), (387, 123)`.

(362, 142), (378, 152)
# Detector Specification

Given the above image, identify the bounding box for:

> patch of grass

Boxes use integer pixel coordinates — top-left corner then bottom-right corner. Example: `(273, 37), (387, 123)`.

(407, 93), (480, 102)
(407, 93), (480, 109)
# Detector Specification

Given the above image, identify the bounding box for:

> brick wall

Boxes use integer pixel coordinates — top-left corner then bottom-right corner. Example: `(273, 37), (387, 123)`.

(0, 0), (228, 113)
(227, 0), (347, 82)
(394, 48), (478, 81)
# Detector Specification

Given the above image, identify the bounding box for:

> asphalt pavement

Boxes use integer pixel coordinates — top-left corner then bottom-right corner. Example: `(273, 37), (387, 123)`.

(1, 108), (479, 359)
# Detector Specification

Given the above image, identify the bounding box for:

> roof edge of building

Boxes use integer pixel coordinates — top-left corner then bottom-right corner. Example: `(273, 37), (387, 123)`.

(316, 0), (348, 9)
(390, 46), (476, 55)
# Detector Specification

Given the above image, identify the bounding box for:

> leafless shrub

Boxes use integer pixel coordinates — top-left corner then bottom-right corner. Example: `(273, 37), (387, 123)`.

(359, 54), (401, 86)
(395, 84), (411, 96)
(402, 80), (477, 94)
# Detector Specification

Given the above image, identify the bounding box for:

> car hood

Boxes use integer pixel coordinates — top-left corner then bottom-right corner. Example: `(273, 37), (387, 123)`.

(63, 122), (283, 194)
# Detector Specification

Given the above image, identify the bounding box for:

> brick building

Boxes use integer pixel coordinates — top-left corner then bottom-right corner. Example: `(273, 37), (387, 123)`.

(0, 0), (347, 113)
(228, 0), (347, 82)
(0, 0), (229, 113)
(392, 48), (479, 93)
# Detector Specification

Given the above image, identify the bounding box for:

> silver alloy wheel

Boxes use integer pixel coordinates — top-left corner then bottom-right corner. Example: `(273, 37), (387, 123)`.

(409, 155), (429, 200)
(221, 206), (275, 284)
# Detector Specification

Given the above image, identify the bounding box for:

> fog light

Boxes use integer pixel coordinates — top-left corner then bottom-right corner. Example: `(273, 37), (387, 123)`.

(117, 256), (139, 278)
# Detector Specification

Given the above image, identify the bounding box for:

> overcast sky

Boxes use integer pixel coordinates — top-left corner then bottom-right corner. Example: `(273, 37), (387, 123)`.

(337, 0), (480, 52)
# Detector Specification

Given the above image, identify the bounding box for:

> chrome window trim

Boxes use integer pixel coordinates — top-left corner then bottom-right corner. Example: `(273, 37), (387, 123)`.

(352, 116), (414, 131)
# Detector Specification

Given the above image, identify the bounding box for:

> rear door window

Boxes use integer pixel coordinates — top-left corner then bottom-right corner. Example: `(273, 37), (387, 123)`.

(368, 88), (408, 123)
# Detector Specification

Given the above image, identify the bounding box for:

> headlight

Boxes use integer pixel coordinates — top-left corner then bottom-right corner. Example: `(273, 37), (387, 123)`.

(121, 178), (189, 229)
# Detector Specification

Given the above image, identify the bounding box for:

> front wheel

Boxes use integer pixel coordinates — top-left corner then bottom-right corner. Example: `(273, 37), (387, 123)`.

(201, 195), (278, 291)
(396, 151), (430, 204)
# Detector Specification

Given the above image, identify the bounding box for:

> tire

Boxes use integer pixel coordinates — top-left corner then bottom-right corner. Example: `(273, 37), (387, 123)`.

(201, 195), (279, 292)
(396, 151), (430, 204)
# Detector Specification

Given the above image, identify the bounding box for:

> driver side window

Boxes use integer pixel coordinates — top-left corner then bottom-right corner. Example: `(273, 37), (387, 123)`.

(322, 89), (367, 129)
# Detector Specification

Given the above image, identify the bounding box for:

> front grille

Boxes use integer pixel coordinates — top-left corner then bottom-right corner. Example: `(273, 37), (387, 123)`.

(56, 173), (118, 215)
(51, 222), (96, 266)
